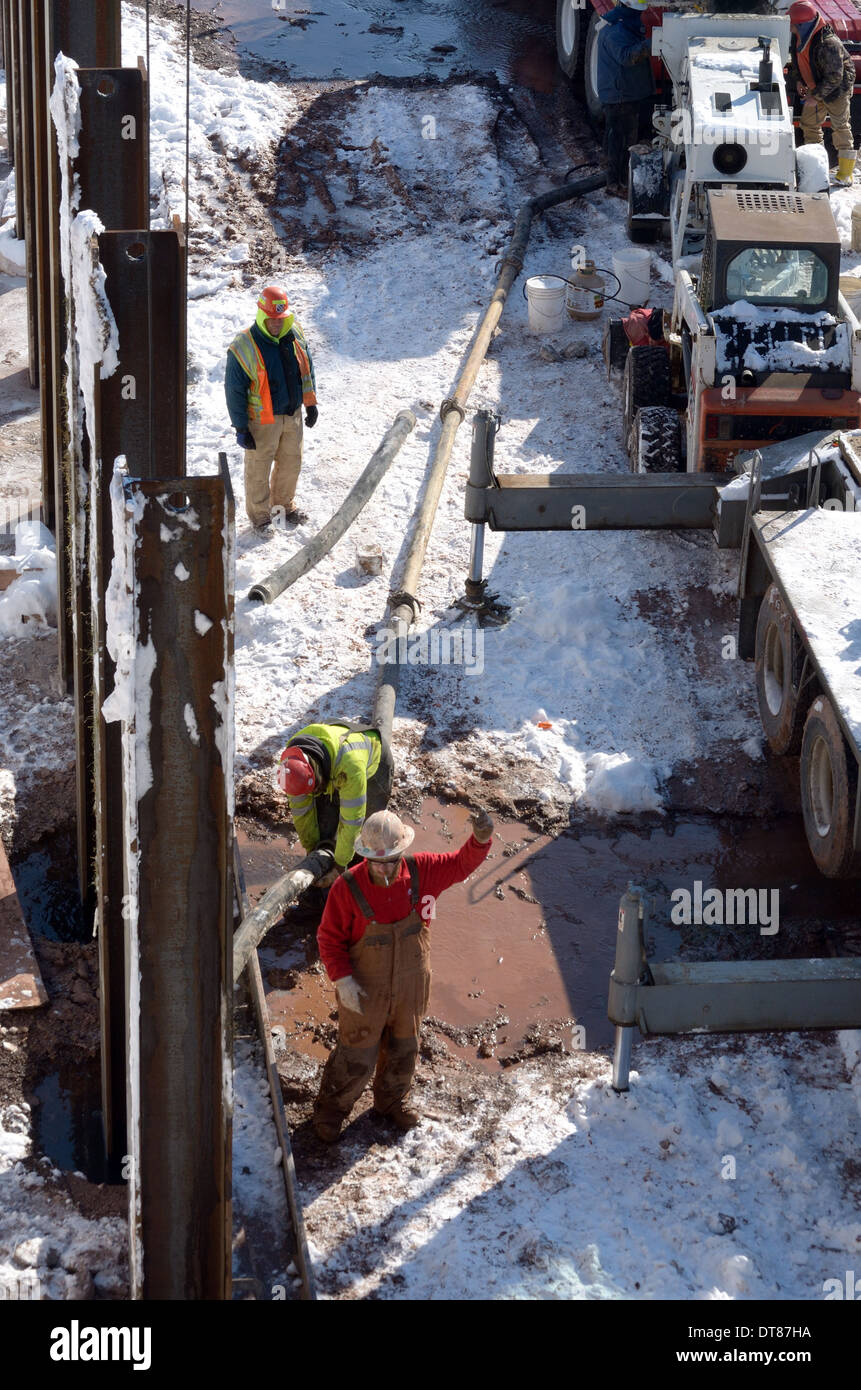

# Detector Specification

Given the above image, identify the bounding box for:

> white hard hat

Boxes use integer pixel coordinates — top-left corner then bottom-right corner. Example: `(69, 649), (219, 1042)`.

(354, 810), (415, 861)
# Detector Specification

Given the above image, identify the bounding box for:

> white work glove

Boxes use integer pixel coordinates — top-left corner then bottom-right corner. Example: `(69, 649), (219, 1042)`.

(335, 975), (366, 1015)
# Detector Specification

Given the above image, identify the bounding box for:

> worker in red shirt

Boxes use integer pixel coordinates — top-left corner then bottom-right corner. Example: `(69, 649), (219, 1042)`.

(313, 806), (494, 1142)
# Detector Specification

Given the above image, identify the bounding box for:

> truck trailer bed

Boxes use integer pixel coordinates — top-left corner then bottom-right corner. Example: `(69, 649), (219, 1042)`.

(751, 507), (861, 754)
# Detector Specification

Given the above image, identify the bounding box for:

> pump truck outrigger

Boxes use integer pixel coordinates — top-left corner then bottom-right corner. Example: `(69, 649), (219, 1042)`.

(610, 187), (861, 474)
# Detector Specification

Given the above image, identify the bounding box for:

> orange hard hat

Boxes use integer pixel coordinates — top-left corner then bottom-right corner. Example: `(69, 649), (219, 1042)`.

(788, 2), (818, 24)
(257, 285), (290, 318)
(277, 747), (315, 795)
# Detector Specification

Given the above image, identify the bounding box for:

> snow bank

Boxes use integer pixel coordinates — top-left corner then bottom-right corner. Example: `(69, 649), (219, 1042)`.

(0, 526), (58, 636)
(0, 223), (26, 277)
(582, 752), (664, 815)
(796, 144), (830, 194)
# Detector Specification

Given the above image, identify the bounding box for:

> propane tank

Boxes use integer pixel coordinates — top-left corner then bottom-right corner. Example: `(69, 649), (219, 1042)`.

(566, 259), (605, 322)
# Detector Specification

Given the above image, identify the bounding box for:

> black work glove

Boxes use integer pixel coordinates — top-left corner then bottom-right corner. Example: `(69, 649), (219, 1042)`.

(236, 428), (256, 449)
(305, 406), (318, 429)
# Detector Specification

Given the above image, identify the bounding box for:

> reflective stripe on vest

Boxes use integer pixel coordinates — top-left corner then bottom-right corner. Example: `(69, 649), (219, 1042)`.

(228, 330), (274, 426)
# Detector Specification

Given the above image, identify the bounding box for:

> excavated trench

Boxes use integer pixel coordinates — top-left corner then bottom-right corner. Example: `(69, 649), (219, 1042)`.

(240, 789), (861, 1094)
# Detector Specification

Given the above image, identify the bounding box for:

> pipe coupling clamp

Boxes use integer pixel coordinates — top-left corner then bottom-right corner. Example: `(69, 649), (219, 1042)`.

(440, 398), (467, 424)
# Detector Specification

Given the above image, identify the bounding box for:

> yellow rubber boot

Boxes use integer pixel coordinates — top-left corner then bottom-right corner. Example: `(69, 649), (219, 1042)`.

(834, 152), (857, 186)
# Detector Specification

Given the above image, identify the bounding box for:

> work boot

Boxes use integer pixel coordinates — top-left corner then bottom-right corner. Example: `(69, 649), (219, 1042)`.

(275, 505), (308, 528)
(313, 1112), (343, 1143)
(379, 1101), (421, 1132)
(834, 152), (856, 186)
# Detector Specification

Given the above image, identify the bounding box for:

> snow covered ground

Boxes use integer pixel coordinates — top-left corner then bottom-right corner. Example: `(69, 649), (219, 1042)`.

(300, 1032), (861, 1300)
(0, 1), (859, 1303)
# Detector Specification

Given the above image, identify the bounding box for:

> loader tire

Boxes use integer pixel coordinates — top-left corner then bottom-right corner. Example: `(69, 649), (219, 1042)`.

(556, 0), (587, 79)
(800, 696), (861, 879)
(754, 583), (814, 755)
(629, 406), (682, 474)
(623, 345), (671, 441)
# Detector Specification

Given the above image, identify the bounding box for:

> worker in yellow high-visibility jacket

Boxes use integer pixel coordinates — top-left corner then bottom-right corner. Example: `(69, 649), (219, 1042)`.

(277, 721), (394, 885)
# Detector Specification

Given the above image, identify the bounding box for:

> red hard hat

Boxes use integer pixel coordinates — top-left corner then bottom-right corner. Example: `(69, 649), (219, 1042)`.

(277, 747), (316, 795)
(789, 2), (818, 24)
(257, 285), (290, 319)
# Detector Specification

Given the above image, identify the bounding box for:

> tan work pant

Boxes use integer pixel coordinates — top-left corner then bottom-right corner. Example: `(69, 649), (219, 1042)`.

(314, 905), (430, 1125)
(244, 412), (303, 525)
(801, 89), (854, 151)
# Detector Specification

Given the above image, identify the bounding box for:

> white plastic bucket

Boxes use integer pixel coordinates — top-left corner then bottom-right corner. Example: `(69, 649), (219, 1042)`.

(613, 248), (651, 308)
(525, 275), (566, 334)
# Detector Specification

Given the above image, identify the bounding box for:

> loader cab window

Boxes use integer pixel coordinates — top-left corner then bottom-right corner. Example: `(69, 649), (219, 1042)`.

(724, 247), (828, 307)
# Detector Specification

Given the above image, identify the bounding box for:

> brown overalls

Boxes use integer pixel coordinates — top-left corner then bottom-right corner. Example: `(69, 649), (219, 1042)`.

(314, 857), (430, 1124)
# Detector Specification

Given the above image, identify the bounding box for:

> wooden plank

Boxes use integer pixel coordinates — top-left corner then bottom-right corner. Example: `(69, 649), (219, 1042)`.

(0, 836), (48, 1011)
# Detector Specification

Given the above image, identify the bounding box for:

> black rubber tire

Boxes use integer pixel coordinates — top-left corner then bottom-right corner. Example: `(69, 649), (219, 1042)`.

(583, 11), (605, 126)
(799, 696), (861, 879)
(629, 406), (683, 473)
(623, 344), (670, 440)
(754, 584), (814, 755)
(556, 0), (587, 79)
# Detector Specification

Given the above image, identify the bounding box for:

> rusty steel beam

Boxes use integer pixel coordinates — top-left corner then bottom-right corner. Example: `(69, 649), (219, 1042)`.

(52, 0), (121, 67)
(30, 0), (55, 528)
(8, 0), (23, 236)
(15, 0), (37, 387)
(114, 460), (234, 1300)
(76, 67), (149, 232)
(98, 230), (187, 480)
(87, 378), (126, 1171)
(2, 3), (15, 172)
(45, 0), (123, 689)
(70, 68), (149, 1173)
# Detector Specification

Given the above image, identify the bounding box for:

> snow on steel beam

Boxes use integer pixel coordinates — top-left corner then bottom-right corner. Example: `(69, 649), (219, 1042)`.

(29, 0), (56, 531)
(103, 459), (235, 1301)
(15, 0), (38, 387)
(43, 0), (122, 686)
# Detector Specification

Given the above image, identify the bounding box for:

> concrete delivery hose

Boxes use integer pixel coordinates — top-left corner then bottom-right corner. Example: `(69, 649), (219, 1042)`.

(232, 170), (605, 983)
(248, 409), (417, 604)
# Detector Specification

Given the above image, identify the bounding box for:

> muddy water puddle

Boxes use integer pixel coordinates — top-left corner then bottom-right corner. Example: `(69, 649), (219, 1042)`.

(191, 0), (557, 87)
(240, 801), (860, 1069)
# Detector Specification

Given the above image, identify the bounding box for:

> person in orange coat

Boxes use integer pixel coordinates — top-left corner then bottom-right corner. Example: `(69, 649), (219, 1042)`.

(313, 807), (494, 1142)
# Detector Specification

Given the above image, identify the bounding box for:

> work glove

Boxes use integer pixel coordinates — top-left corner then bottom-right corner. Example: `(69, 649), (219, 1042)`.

(469, 807), (494, 844)
(317, 866), (343, 889)
(305, 406), (318, 428)
(335, 975), (365, 1015)
(236, 428), (256, 449)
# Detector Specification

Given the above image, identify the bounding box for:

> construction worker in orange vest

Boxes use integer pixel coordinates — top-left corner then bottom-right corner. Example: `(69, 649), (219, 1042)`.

(225, 285), (318, 530)
(788, 1), (856, 186)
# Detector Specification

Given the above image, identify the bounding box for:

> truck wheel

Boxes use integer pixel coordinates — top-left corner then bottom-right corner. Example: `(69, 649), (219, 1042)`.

(754, 584), (813, 755)
(629, 407), (682, 473)
(623, 345), (670, 440)
(800, 697), (861, 878)
(583, 12), (605, 126)
(556, 0), (586, 79)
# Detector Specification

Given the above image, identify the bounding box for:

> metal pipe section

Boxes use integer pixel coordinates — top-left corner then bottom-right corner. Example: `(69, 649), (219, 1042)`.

(232, 175), (605, 975)
(608, 886), (648, 1092)
(373, 172), (605, 740)
(249, 409), (417, 604)
(232, 850), (332, 986)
